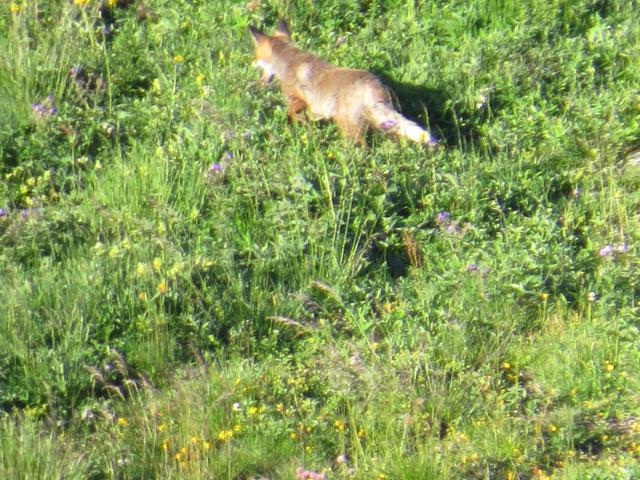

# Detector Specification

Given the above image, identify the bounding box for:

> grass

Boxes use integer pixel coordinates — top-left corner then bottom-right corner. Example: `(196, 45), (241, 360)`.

(1, 0), (639, 478)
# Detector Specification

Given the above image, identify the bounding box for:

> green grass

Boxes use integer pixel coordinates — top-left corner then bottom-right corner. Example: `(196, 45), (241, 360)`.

(1, 0), (640, 478)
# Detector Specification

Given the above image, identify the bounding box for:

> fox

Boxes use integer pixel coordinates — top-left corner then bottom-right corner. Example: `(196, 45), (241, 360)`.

(249, 19), (437, 147)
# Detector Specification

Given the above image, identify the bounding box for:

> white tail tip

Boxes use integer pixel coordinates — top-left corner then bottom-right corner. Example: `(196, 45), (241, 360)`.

(418, 131), (437, 146)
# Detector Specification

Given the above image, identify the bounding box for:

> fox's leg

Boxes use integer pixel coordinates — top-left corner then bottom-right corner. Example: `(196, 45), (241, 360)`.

(286, 95), (307, 122)
(336, 118), (367, 147)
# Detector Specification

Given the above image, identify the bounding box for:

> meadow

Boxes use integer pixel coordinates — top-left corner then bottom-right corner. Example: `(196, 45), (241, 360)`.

(1, 0), (639, 478)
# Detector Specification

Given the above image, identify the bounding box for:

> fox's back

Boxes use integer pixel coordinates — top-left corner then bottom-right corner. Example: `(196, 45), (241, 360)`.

(271, 42), (390, 120)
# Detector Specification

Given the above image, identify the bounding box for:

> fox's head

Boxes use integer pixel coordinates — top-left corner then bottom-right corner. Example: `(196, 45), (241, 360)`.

(249, 19), (290, 83)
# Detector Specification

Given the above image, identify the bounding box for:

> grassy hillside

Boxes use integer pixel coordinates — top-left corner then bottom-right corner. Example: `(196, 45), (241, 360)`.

(1, 0), (639, 478)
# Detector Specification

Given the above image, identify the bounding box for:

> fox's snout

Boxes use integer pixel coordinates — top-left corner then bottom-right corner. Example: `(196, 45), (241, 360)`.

(252, 59), (274, 84)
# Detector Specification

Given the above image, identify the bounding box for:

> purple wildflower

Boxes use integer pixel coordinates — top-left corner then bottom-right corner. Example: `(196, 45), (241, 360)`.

(209, 162), (222, 172)
(380, 119), (397, 131)
(598, 244), (613, 257)
(0, 208), (6, 217)
(467, 263), (478, 272)
(69, 65), (81, 77)
(572, 187), (581, 197)
(336, 36), (345, 45)
(223, 151), (233, 160)
(32, 96), (56, 118)
(295, 467), (326, 480)
(436, 211), (449, 224)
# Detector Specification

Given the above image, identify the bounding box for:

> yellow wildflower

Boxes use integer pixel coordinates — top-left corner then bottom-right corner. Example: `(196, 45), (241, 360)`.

(157, 281), (167, 294)
(116, 417), (128, 426)
(200, 258), (214, 269)
(73, 0), (88, 6)
(334, 420), (344, 431)
(168, 263), (182, 278)
(173, 54), (184, 63)
(93, 241), (104, 254)
(9, 3), (20, 14)
(217, 429), (233, 441)
(247, 405), (258, 416)
(152, 258), (162, 272)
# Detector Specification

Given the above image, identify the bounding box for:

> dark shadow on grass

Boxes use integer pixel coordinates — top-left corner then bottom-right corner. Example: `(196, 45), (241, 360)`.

(373, 69), (487, 150)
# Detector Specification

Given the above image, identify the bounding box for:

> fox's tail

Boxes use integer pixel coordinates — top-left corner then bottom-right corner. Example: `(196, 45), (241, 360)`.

(367, 102), (437, 146)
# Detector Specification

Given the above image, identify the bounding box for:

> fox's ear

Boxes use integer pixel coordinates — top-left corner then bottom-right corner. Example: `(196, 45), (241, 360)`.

(274, 19), (290, 39)
(249, 25), (266, 44)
